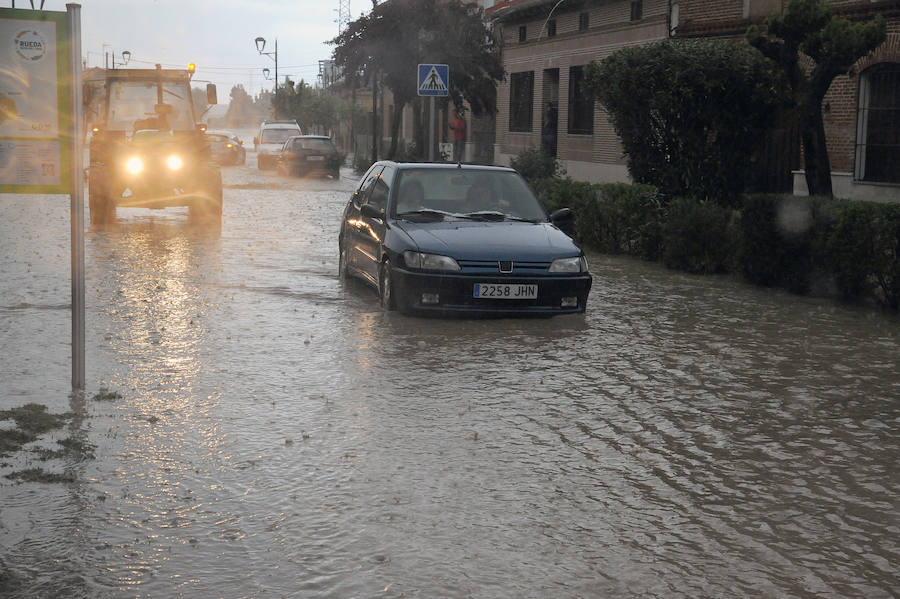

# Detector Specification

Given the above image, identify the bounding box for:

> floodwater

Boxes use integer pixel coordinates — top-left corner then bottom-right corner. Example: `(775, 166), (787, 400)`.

(1, 148), (898, 598)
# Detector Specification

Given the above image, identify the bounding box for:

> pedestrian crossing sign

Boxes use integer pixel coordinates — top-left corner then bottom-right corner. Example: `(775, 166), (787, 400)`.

(417, 64), (449, 97)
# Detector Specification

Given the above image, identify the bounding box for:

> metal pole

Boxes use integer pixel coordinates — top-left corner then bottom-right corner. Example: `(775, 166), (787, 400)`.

(67, 3), (85, 390)
(274, 38), (278, 91)
(372, 70), (377, 162)
(428, 97), (435, 162)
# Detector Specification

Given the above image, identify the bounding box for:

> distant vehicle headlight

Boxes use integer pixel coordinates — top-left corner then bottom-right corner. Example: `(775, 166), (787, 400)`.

(225, 143), (233, 149)
(124, 157), (143, 175)
(403, 251), (460, 271)
(549, 256), (588, 273)
(166, 155), (184, 171)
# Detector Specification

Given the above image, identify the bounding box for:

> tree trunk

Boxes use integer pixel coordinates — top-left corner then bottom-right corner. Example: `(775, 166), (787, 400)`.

(387, 102), (404, 159)
(412, 97), (425, 160)
(799, 99), (833, 197)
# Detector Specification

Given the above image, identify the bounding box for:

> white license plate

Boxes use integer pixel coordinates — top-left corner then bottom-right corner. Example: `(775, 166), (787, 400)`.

(307, 155), (324, 161)
(473, 283), (538, 299)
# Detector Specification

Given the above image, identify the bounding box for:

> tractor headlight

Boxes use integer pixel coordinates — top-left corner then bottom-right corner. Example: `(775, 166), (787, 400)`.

(125, 157), (144, 175)
(166, 155), (184, 171)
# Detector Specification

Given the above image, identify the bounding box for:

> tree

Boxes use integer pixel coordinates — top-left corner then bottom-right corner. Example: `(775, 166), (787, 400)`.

(330, 0), (503, 159)
(747, 0), (886, 197)
(586, 39), (784, 205)
(224, 85), (255, 128)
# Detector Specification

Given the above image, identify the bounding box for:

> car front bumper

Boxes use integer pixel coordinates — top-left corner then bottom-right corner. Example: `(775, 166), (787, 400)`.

(391, 266), (592, 316)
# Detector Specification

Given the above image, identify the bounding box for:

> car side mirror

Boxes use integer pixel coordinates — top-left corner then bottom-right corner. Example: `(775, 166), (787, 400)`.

(550, 208), (573, 223)
(206, 83), (218, 105)
(360, 203), (384, 220)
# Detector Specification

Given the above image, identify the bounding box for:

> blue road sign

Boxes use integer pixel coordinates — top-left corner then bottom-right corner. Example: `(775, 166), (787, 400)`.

(418, 64), (449, 97)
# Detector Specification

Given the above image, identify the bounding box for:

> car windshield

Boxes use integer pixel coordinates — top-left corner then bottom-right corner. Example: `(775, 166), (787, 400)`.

(393, 169), (547, 222)
(261, 129), (298, 144)
(106, 80), (194, 132)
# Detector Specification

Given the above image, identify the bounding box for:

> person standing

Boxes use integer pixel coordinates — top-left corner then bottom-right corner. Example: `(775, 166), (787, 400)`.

(450, 109), (467, 163)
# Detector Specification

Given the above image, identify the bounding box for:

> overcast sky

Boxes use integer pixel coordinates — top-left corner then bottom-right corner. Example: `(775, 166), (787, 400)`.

(40, 0), (360, 99)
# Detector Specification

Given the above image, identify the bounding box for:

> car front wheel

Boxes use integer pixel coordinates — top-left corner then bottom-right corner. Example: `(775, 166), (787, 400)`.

(338, 245), (350, 280)
(379, 261), (396, 311)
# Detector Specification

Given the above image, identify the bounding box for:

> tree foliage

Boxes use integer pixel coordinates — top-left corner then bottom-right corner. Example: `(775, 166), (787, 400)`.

(224, 85), (255, 128)
(586, 39), (783, 205)
(747, 0), (886, 197)
(329, 0), (503, 158)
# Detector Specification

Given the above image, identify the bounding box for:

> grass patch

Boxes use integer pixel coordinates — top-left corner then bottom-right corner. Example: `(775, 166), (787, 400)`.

(0, 404), (72, 458)
(33, 437), (96, 461)
(5, 467), (77, 484)
(92, 388), (123, 402)
(0, 403), (71, 435)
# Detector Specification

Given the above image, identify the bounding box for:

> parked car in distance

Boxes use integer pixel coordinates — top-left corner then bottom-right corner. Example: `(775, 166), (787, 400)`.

(254, 120), (302, 170)
(277, 135), (342, 178)
(339, 162), (592, 316)
(205, 130), (245, 166)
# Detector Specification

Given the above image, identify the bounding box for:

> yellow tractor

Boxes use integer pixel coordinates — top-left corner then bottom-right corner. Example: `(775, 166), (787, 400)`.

(86, 64), (221, 226)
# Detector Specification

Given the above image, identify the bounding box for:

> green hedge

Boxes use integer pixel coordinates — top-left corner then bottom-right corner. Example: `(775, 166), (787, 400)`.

(531, 177), (900, 311)
(662, 197), (736, 274)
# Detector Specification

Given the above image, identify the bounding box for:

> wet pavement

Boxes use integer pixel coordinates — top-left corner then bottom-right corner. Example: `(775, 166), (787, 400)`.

(1, 146), (899, 598)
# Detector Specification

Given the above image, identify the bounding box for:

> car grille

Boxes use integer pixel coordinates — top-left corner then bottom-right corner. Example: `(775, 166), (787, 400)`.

(456, 259), (551, 275)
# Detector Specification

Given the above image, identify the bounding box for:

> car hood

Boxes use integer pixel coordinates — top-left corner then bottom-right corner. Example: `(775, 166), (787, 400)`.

(395, 220), (580, 261)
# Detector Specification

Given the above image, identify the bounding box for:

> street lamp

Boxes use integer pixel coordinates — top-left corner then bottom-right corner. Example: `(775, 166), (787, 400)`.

(112, 49), (132, 69)
(255, 36), (278, 90)
(262, 67), (271, 80)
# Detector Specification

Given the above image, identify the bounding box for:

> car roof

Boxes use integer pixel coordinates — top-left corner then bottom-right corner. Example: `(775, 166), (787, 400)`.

(378, 161), (517, 173)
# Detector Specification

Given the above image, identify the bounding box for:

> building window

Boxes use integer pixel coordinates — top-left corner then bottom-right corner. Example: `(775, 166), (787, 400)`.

(547, 19), (556, 38)
(568, 66), (594, 135)
(509, 71), (534, 132)
(579, 12), (590, 31)
(856, 62), (900, 184)
(518, 25), (527, 43)
(631, 0), (643, 21)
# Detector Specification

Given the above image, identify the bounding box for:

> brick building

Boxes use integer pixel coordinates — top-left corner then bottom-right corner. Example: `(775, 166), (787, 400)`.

(488, 0), (900, 202)
(488, 0), (674, 182)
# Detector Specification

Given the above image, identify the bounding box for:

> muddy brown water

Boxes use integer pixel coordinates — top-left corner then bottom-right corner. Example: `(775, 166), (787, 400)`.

(1, 155), (898, 598)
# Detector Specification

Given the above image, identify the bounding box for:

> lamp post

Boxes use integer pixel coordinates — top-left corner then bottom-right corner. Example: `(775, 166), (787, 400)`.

(255, 36), (278, 91)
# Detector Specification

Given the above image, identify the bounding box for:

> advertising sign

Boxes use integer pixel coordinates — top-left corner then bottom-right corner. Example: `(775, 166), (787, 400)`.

(0, 8), (71, 193)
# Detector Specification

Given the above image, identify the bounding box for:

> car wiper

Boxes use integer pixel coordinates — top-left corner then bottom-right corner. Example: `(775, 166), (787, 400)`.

(464, 211), (539, 223)
(398, 208), (454, 220)
(464, 211), (507, 221)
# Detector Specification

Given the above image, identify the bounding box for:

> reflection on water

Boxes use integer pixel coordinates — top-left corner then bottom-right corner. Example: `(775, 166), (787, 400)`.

(1, 170), (898, 598)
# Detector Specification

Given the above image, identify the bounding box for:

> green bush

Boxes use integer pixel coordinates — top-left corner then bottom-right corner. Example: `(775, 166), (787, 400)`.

(510, 149), (564, 183)
(531, 177), (592, 214)
(587, 39), (783, 206)
(662, 197), (737, 274)
(577, 184), (664, 260)
(824, 201), (900, 309)
(739, 195), (816, 293)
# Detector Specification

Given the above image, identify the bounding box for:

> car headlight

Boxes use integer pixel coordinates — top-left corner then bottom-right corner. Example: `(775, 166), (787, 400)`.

(403, 251), (460, 271)
(166, 155), (184, 171)
(124, 156), (143, 175)
(549, 256), (588, 273)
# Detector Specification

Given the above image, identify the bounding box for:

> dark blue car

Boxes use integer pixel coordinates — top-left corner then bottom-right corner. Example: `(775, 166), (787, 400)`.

(339, 162), (592, 316)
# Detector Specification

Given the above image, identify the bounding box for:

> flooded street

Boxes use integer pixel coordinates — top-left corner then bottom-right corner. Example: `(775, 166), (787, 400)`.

(1, 150), (898, 598)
